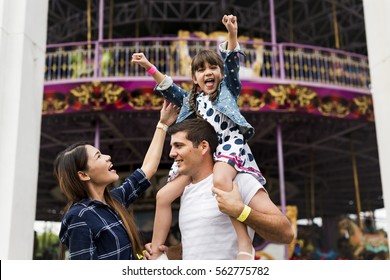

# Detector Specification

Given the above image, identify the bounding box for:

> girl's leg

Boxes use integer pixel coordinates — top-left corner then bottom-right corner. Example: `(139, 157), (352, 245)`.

(151, 175), (190, 259)
(213, 162), (254, 260)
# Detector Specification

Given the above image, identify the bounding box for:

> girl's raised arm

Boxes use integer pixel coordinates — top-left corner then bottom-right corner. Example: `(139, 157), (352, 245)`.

(131, 52), (166, 84)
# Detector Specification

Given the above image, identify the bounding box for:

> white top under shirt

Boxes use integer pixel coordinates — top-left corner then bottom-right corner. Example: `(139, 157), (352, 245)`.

(179, 173), (264, 260)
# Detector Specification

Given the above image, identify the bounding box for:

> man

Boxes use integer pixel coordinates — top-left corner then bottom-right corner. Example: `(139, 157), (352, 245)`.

(146, 118), (294, 260)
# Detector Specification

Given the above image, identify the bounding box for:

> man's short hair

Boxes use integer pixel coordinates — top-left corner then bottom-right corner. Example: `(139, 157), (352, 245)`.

(168, 118), (218, 155)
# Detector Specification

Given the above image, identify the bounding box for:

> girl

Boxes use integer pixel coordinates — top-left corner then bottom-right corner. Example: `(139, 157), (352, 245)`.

(55, 101), (179, 260)
(132, 15), (266, 260)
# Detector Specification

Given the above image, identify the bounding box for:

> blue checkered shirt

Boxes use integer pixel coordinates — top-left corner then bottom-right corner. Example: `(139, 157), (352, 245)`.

(59, 168), (150, 260)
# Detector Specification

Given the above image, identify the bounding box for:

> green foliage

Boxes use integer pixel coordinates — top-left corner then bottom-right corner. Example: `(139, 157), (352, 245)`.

(33, 231), (60, 260)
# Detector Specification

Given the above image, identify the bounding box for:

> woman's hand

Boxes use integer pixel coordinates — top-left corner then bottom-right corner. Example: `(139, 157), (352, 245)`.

(159, 100), (180, 127)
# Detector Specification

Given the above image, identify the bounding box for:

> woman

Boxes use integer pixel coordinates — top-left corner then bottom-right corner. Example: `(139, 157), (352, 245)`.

(54, 101), (178, 260)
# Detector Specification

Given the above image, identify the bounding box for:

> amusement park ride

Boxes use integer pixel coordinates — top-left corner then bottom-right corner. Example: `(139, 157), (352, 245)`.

(37, 0), (387, 259)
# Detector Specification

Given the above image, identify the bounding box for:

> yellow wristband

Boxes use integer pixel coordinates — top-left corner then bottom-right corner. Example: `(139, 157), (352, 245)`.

(136, 253), (143, 259)
(156, 122), (168, 132)
(236, 205), (251, 222)
(136, 250), (147, 260)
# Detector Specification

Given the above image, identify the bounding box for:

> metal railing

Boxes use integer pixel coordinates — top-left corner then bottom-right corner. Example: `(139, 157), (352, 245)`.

(45, 37), (370, 92)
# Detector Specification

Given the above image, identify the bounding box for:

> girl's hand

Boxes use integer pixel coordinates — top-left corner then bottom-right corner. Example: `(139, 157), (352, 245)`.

(143, 243), (169, 260)
(143, 243), (153, 260)
(222, 14), (238, 34)
(160, 100), (180, 127)
(131, 52), (152, 69)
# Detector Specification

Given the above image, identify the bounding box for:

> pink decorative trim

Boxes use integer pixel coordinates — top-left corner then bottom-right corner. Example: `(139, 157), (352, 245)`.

(147, 66), (157, 75)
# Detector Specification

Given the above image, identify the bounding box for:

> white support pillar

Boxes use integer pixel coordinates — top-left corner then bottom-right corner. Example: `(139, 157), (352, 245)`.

(0, 0), (48, 259)
(363, 0), (390, 249)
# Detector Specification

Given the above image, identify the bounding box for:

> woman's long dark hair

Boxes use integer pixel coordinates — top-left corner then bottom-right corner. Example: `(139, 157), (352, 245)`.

(189, 49), (224, 118)
(53, 143), (143, 258)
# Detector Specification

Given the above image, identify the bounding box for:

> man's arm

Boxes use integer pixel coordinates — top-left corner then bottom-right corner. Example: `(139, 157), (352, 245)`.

(212, 183), (295, 244)
(245, 189), (294, 244)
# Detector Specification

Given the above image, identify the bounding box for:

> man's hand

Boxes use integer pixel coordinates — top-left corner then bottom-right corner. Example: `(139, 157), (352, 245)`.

(212, 182), (245, 219)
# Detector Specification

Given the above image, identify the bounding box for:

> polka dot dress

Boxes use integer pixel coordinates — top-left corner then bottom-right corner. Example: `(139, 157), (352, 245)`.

(167, 94), (266, 185)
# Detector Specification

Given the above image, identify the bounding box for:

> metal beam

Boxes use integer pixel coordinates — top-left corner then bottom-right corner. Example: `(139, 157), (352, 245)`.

(97, 113), (144, 159)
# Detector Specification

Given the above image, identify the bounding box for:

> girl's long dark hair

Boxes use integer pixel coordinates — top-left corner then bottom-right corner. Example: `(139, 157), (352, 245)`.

(189, 49), (224, 118)
(54, 143), (143, 258)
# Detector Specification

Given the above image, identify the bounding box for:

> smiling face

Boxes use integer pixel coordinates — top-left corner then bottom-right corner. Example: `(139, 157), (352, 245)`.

(169, 131), (207, 180)
(192, 62), (223, 95)
(191, 50), (224, 96)
(82, 145), (119, 187)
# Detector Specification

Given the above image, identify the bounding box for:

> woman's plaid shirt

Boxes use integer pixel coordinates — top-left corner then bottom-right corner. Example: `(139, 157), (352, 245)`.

(59, 169), (150, 260)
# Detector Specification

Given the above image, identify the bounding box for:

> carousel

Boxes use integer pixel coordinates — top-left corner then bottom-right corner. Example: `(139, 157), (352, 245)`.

(37, 0), (387, 259)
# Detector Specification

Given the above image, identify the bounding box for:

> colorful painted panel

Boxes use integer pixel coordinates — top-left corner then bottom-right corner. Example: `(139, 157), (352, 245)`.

(43, 80), (374, 122)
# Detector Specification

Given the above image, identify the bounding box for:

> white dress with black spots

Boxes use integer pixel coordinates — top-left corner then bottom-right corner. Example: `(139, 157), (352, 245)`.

(168, 94), (266, 185)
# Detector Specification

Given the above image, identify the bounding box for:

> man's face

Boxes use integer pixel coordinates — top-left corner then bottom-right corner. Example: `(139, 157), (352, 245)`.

(169, 131), (204, 177)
